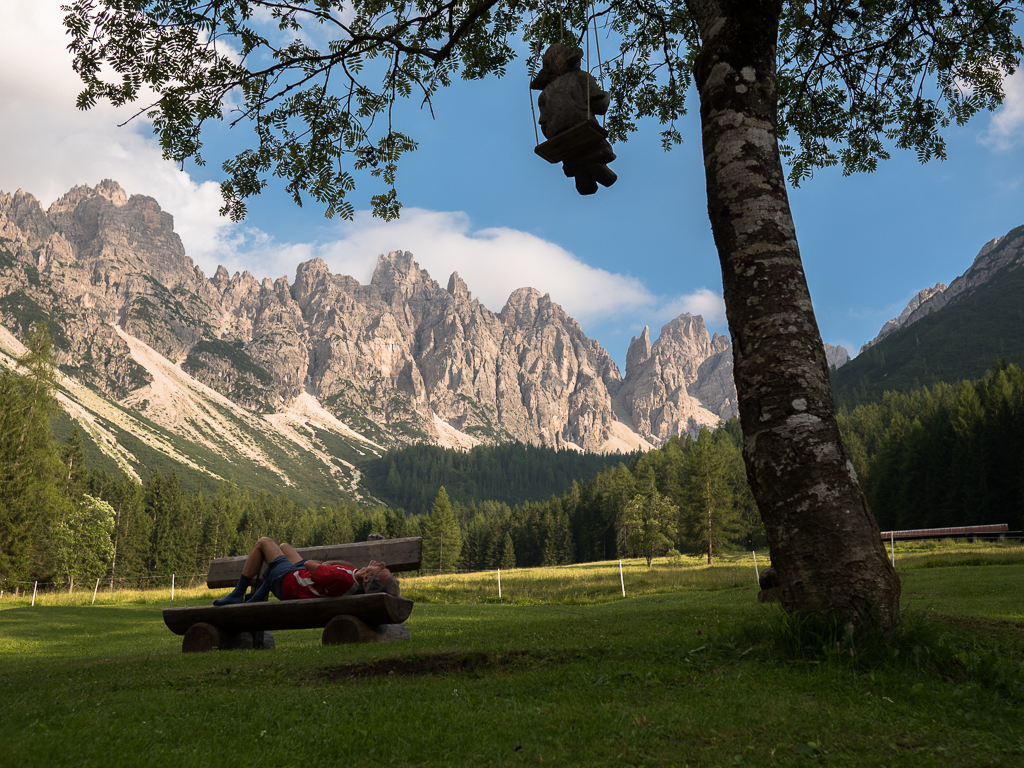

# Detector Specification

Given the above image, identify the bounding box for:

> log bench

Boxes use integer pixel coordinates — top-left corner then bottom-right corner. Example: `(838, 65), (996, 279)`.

(162, 536), (421, 653)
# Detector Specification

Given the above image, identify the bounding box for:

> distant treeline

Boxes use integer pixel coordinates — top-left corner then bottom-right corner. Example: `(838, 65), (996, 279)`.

(362, 442), (636, 514)
(838, 360), (1024, 534)
(448, 419), (764, 571)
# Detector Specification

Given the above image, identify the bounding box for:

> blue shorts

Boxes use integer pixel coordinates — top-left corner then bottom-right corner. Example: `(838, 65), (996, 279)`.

(261, 555), (306, 600)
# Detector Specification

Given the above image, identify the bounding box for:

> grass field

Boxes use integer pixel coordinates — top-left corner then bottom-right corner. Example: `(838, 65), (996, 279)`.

(1, 543), (1022, 767)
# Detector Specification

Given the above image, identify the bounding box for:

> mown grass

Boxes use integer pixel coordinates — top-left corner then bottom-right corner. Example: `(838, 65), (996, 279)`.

(1, 545), (1022, 767)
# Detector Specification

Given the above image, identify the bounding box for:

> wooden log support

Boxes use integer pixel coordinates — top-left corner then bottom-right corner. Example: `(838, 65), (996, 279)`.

(206, 537), (423, 588)
(182, 622), (226, 652)
(322, 616), (411, 645)
(164, 593), (414, 636)
(182, 622), (277, 653)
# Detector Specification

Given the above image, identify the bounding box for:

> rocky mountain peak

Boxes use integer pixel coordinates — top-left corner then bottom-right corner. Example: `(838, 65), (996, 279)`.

(862, 282), (948, 352)
(0, 189), (52, 245)
(371, 250), (437, 303)
(862, 226), (1024, 353)
(447, 271), (471, 301)
(500, 286), (545, 324)
(973, 237), (1000, 264)
(824, 343), (851, 369)
(625, 326), (652, 377)
(212, 264), (231, 292)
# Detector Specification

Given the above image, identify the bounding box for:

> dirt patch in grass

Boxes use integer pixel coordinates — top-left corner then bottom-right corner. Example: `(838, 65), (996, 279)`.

(317, 649), (558, 681)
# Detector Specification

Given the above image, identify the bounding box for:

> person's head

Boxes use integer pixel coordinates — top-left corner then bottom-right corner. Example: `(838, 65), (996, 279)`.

(362, 572), (401, 597)
(356, 560), (400, 597)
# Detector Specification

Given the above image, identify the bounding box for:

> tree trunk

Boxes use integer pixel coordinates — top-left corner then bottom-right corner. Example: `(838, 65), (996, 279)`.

(707, 502), (713, 566)
(688, 0), (900, 628)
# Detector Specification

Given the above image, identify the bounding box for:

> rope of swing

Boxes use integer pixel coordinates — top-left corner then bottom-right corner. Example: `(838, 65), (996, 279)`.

(528, 0), (605, 146)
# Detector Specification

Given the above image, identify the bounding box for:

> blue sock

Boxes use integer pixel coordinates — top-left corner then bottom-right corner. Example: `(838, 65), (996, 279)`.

(213, 574), (252, 606)
(246, 579), (272, 603)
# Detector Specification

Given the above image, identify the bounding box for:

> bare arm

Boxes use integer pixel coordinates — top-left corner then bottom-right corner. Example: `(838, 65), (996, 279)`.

(301, 559), (355, 574)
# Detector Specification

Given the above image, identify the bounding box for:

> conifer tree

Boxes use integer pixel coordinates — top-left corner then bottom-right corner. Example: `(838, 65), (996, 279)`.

(422, 487), (461, 572)
(499, 531), (516, 570)
(679, 427), (740, 565)
(0, 323), (69, 581)
(105, 476), (148, 584)
(60, 428), (88, 500)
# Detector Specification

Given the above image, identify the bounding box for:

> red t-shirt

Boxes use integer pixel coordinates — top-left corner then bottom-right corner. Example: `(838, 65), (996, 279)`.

(280, 564), (362, 600)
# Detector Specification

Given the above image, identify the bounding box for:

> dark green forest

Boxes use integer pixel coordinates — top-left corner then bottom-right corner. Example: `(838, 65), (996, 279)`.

(362, 442), (635, 513)
(831, 255), (1024, 409)
(838, 360), (1024, 535)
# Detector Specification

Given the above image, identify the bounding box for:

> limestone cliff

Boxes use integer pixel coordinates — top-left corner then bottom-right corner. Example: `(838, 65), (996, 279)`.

(1, 181), (752, 455)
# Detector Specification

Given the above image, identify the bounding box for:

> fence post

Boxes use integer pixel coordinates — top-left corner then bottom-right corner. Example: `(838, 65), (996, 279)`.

(31, 581), (38, 606)
(171, 574), (175, 601)
(890, 531), (895, 567)
(752, 551), (760, 584)
(619, 560), (625, 597)
(497, 568), (502, 599)
(92, 578), (100, 605)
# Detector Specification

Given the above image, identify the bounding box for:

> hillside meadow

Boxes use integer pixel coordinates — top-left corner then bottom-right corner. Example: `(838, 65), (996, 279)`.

(1, 543), (1022, 767)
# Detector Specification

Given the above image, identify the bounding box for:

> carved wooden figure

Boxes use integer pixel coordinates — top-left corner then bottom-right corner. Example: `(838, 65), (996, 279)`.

(531, 43), (617, 195)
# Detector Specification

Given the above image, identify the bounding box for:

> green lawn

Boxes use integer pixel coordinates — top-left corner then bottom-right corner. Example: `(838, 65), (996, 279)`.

(1, 552), (1022, 767)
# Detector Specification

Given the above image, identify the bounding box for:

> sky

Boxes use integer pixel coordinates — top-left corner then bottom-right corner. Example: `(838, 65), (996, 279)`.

(2, 3), (1023, 370)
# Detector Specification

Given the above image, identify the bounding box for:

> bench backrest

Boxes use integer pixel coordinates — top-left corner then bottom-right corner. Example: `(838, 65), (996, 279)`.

(206, 537), (423, 588)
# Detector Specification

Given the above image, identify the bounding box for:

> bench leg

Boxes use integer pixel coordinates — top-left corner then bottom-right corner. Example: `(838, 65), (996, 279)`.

(321, 615), (411, 645)
(183, 622), (229, 652)
(182, 622), (276, 652)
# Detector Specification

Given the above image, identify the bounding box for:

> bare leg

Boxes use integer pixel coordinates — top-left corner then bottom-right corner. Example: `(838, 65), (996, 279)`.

(242, 537), (285, 578)
(280, 542), (302, 564)
(215, 537), (284, 605)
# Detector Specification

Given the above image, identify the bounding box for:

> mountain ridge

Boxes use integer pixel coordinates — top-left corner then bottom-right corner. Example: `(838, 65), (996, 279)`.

(832, 224), (1024, 408)
(1, 180), (751, 497)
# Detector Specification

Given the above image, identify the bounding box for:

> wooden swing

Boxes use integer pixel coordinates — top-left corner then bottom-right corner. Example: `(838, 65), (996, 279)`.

(534, 121), (609, 165)
(531, 2), (608, 166)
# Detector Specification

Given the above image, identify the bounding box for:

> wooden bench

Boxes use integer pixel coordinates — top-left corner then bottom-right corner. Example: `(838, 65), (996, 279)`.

(162, 537), (421, 653)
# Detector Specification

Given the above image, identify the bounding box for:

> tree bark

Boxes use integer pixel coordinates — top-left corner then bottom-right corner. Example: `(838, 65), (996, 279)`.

(687, 0), (900, 628)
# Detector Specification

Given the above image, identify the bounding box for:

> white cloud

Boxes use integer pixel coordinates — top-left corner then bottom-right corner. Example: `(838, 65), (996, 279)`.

(0, 2), (235, 266)
(656, 288), (727, 328)
(297, 209), (655, 323)
(981, 69), (1024, 150)
(0, 2), (711, 340)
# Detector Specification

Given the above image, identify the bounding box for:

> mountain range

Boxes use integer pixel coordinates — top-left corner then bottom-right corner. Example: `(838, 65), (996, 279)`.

(832, 224), (1024, 407)
(0, 180), (758, 499)
(7, 180), (1015, 501)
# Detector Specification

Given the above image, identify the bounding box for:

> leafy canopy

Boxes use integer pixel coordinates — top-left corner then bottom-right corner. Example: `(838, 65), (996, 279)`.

(62, 1), (1023, 219)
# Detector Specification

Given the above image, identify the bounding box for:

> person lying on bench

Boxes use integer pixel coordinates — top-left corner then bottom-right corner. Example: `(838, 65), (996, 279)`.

(214, 536), (400, 606)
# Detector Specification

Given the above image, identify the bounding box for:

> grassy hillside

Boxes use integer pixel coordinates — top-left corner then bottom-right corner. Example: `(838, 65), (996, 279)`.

(832, 263), (1024, 409)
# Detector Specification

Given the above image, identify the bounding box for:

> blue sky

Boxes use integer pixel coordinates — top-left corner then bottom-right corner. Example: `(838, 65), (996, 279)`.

(2, 3), (1023, 370)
